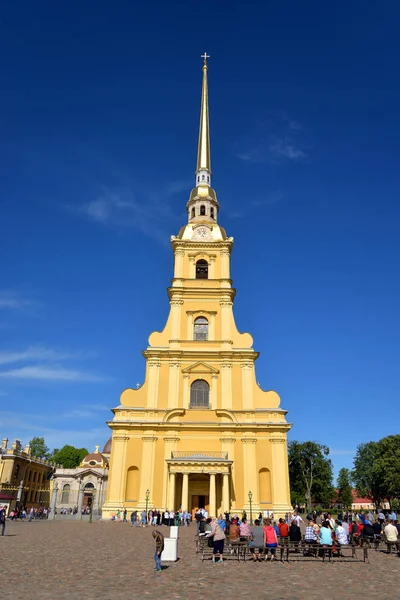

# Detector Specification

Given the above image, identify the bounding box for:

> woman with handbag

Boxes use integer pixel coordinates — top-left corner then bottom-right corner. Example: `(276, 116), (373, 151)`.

(206, 517), (226, 563)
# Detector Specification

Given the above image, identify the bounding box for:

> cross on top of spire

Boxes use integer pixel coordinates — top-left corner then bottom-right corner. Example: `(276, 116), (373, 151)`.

(201, 52), (210, 65)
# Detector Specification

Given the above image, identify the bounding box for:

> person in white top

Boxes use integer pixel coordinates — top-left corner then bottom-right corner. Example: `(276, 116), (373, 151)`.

(384, 521), (399, 542)
(291, 512), (303, 526)
(335, 521), (348, 545)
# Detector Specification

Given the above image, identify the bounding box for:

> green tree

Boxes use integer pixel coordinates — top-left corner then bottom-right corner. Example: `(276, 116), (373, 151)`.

(372, 435), (400, 508)
(352, 441), (382, 508)
(29, 436), (50, 459)
(53, 445), (89, 468)
(336, 468), (353, 509)
(288, 441), (334, 512)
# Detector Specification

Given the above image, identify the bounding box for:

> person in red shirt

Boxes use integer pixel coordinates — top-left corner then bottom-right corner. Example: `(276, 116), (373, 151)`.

(278, 518), (289, 538)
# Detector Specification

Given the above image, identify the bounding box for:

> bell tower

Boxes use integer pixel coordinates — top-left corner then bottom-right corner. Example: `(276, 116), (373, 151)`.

(103, 56), (292, 521)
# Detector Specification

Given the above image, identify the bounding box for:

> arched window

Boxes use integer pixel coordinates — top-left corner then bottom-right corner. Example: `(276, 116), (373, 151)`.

(210, 207), (214, 219)
(191, 207), (195, 218)
(202, 174), (205, 181)
(207, 176), (210, 183)
(61, 484), (70, 504)
(84, 482), (95, 489)
(194, 316), (208, 340)
(125, 466), (139, 501)
(200, 205), (206, 216)
(190, 379), (210, 408)
(197, 175), (200, 183)
(196, 259), (208, 279)
(259, 468), (272, 502)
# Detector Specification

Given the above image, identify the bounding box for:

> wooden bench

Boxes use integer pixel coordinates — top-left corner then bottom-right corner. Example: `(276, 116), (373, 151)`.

(196, 535), (249, 561)
(278, 539), (368, 563)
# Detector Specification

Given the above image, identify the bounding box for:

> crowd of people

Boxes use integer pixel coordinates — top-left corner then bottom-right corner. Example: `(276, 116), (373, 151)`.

(194, 508), (400, 564)
(111, 508), (193, 526)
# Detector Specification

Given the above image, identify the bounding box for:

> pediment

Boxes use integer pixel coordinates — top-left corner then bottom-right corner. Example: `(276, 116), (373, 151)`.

(182, 361), (219, 374)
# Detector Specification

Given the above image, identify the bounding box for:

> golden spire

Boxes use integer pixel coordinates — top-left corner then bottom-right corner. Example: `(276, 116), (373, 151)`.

(196, 53), (211, 176)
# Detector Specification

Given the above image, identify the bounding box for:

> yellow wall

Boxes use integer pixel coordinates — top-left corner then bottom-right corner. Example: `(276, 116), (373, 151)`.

(103, 222), (292, 518)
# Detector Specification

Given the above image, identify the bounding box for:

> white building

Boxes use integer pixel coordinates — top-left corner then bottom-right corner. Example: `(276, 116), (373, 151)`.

(53, 442), (111, 514)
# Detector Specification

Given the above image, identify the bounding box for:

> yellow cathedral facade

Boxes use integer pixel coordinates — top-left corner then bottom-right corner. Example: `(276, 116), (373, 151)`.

(102, 56), (292, 519)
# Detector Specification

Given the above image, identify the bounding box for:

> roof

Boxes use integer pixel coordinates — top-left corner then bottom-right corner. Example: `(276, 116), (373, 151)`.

(81, 452), (106, 466)
(102, 438), (112, 454)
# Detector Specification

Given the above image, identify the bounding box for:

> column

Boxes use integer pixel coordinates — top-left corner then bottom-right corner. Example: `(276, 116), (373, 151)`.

(221, 363), (232, 409)
(220, 250), (230, 279)
(138, 436), (157, 508)
(242, 438), (258, 510)
(168, 361), (180, 409)
(147, 360), (160, 409)
(209, 255), (216, 279)
(105, 435), (129, 504)
(209, 312), (216, 340)
(209, 473), (216, 517)
(210, 374), (218, 409)
(188, 255), (195, 278)
(170, 300), (183, 340)
(97, 479), (103, 513)
(269, 437), (291, 515)
(220, 301), (232, 341)
(222, 473), (230, 514)
(174, 249), (184, 278)
(182, 375), (190, 408)
(186, 312), (193, 339)
(49, 483), (58, 520)
(76, 482), (84, 520)
(162, 435), (179, 508)
(181, 472), (189, 512)
(168, 471), (176, 510)
(241, 362), (254, 410)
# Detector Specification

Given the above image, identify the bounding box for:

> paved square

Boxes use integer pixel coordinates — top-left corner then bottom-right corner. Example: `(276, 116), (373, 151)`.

(1, 520), (399, 599)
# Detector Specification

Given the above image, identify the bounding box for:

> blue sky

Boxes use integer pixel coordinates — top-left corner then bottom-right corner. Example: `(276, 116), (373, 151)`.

(1, 1), (399, 479)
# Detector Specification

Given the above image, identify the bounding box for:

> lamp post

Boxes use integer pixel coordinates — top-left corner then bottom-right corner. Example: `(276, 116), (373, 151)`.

(145, 489), (150, 525)
(248, 490), (253, 525)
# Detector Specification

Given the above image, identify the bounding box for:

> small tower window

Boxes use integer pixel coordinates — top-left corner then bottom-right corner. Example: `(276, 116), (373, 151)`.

(200, 205), (206, 216)
(194, 316), (208, 341)
(61, 484), (70, 504)
(210, 207), (214, 219)
(190, 379), (210, 408)
(202, 174), (205, 181)
(196, 259), (208, 279)
(191, 207), (195, 218)
(197, 176), (200, 183)
(207, 176), (210, 182)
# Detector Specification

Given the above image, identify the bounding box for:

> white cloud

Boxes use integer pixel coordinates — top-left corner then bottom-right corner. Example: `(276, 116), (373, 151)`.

(0, 365), (105, 382)
(70, 180), (188, 245)
(84, 198), (110, 223)
(0, 291), (33, 310)
(0, 346), (87, 366)
(235, 110), (310, 165)
(0, 411), (110, 450)
(270, 139), (307, 160)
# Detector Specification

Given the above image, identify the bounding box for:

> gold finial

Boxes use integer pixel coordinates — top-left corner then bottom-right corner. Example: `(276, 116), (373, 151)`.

(196, 53), (211, 175)
(201, 52), (210, 66)
(95, 444), (100, 453)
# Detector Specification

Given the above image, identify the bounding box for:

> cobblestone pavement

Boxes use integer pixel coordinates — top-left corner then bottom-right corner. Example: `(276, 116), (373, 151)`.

(1, 520), (399, 600)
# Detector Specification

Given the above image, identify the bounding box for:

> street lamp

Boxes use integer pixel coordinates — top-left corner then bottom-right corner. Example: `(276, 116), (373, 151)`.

(145, 489), (150, 524)
(248, 490), (253, 525)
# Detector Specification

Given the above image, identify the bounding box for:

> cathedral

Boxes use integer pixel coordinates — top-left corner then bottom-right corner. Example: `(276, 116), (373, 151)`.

(102, 56), (292, 519)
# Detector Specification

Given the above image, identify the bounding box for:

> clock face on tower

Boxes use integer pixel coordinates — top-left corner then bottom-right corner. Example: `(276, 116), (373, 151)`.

(193, 226), (210, 240)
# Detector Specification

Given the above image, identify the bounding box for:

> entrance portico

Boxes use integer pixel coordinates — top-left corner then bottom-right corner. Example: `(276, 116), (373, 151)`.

(166, 451), (232, 517)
